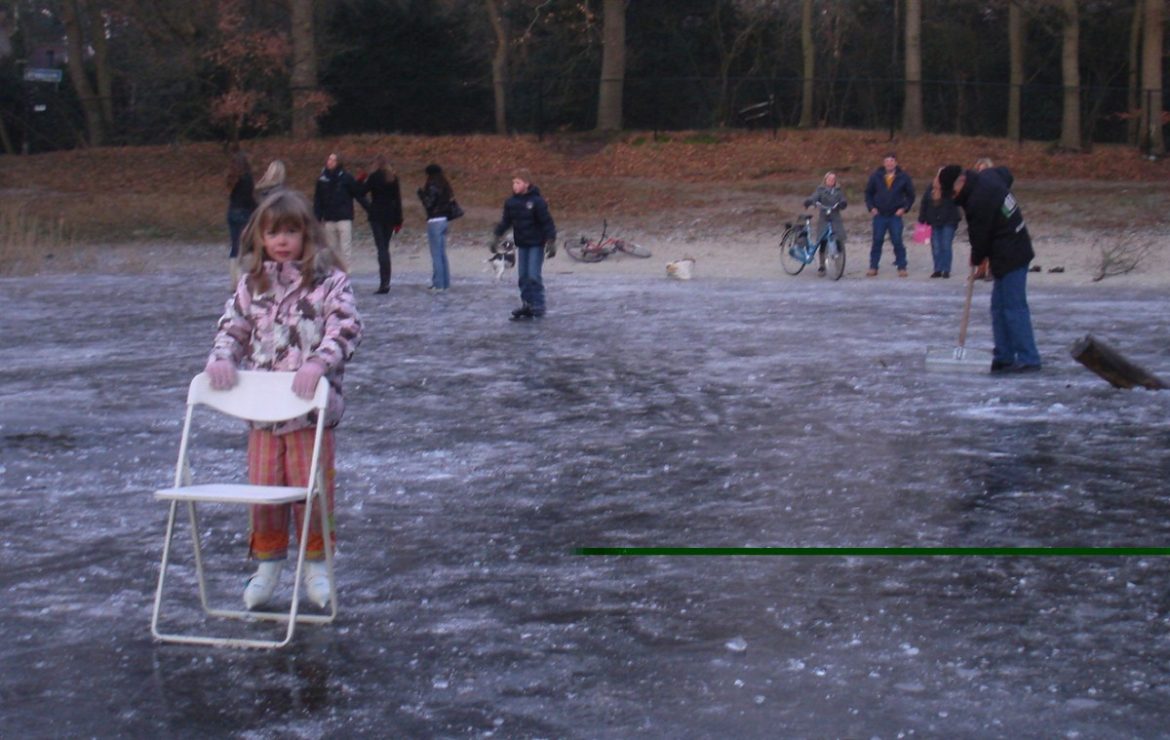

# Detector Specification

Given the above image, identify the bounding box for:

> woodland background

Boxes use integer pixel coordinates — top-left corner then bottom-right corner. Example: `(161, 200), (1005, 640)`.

(0, 0), (1166, 156)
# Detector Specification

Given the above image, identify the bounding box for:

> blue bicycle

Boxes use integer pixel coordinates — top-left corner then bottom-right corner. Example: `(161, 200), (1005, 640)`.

(779, 203), (845, 280)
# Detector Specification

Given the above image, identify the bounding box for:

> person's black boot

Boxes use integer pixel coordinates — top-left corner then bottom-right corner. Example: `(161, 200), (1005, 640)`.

(375, 264), (391, 294)
(510, 304), (534, 320)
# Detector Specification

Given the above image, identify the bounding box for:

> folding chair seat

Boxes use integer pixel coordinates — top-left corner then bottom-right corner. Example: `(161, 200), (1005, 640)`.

(151, 370), (336, 649)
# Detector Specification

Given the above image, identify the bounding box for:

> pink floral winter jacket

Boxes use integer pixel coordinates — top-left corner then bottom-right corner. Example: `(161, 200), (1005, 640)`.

(209, 259), (362, 433)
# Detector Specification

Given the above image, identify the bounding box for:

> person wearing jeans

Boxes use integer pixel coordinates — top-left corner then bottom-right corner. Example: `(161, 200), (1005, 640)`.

(491, 169), (557, 320)
(943, 164), (1041, 373)
(989, 266), (1042, 369)
(417, 163), (455, 291)
(426, 216), (450, 290)
(863, 153), (916, 277)
(917, 166), (962, 278)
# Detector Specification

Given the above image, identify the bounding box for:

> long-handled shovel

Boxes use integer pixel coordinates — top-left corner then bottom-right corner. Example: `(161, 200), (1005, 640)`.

(925, 266), (992, 373)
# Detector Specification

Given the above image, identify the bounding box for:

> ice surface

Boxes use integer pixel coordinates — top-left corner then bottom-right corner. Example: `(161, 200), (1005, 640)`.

(2, 268), (1170, 736)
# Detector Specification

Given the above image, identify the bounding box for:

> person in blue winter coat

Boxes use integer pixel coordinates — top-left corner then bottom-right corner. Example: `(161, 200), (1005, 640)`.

(491, 169), (557, 320)
(941, 164), (1041, 373)
(863, 153), (915, 277)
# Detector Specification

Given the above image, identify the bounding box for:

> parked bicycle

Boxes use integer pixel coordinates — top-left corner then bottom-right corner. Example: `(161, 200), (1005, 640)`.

(564, 220), (652, 263)
(779, 203), (845, 280)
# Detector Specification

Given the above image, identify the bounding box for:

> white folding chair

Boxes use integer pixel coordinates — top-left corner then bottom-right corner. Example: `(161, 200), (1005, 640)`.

(151, 370), (337, 649)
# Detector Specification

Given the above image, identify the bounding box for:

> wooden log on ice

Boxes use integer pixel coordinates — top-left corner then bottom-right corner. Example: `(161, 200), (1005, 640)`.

(1070, 334), (1168, 390)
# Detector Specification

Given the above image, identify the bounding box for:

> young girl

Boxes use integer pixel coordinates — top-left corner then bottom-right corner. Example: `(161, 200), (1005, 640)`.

(204, 189), (363, 610)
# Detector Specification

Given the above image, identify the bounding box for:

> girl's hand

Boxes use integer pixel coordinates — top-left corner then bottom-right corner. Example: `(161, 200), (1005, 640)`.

(293, 359), (327, 399)
(206, 359), (238, 390)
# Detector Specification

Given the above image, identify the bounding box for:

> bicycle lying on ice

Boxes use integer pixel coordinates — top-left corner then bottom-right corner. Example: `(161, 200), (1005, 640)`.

(779, 203), (845, 280)
(564, 220), (652, 263)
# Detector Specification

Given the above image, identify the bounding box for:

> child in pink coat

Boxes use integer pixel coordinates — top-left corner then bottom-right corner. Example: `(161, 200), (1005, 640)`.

(205, 189), (362, 610)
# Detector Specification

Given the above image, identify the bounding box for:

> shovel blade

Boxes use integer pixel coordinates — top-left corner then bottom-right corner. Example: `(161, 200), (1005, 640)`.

(925, 346), (993, 373)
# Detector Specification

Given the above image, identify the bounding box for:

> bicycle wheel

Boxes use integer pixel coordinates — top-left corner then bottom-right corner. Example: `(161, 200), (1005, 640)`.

(779, 227), (808, 275)
(824, 238), (846, 280)
(615, 239), (652, 258)
(565, 237), (606, 263)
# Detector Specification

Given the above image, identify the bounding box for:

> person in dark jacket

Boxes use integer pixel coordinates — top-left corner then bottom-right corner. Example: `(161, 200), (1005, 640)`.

(417, 163), (455, 291)
(917, 166), (963, 278)
(313, 153), (362, 266)
(491, 169), (557, 320)
(863, 153), (915, 277)
(941, 164), (1041, 373)
(357, 154), (403, 294)
(226, 151), (256, 287)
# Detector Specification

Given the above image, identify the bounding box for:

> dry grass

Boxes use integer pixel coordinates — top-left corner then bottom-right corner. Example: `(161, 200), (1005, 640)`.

(0, 200), (75, 273)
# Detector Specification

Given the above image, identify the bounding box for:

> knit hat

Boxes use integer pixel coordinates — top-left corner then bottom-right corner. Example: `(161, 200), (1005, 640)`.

(425, 163), (442, 176)
(938, 165), (963, 196)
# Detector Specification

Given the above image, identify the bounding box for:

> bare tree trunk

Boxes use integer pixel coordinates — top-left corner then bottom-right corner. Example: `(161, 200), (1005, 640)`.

(901, 0), (923, 135)
(596, 0), (625, 132)
(1008, 0), (1024, 141)
(82, 0), (114, 129)
(1058, 0), (1082, 151)
(290, 0), (319, 140)
(1140, 0), (1164, 155)
(1126, 0), (1143, 145)
(799, 0), (814, 128)
(485, 0), (509, 135)
(59, 0), (105, 146)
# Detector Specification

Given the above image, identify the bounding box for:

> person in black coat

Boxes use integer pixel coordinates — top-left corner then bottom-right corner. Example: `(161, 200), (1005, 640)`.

(357, 154), (403, 294)
(225, 151), (256, 287)
(417, 163), (455, 291)
(492, 168), (557, 320)
(917, 166), (963, 278)
(313, 153), (362, 266)
(942, 164), (1041, 373)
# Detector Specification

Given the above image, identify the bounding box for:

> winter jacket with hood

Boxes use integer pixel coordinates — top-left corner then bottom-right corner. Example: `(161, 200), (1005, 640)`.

(493, 185), (557, 247)
(209, 252), (362, 434)
(917, 191), (962, 229)
(954, 166), (1034, 279)
(313, 167), (361, 222)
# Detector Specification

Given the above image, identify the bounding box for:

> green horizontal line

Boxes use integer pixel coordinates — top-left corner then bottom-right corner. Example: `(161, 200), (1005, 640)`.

(576, 547), (1170, 557)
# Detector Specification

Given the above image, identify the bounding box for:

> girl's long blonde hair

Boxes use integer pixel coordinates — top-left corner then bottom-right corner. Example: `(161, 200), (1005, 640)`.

(239, 189), (341, 293)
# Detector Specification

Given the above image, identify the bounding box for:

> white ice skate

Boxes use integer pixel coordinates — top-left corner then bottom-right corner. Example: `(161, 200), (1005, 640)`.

(303, 561), (332, 608)
(242, 561), (283, 610)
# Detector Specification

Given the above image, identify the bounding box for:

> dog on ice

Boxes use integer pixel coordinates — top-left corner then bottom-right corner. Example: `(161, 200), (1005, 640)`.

(487, 239), (516, 280)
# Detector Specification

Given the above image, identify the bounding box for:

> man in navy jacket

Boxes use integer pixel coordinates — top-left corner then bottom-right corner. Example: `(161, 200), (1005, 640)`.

(863, 153), (916, 277)
(492, 169), (557, 320)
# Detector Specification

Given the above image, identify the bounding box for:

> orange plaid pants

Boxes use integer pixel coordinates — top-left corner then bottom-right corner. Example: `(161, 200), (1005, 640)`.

(247, 427), (336, 561)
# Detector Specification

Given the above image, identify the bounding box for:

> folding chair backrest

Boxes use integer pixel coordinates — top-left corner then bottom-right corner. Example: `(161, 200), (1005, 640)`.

(188, 370), (329, 423)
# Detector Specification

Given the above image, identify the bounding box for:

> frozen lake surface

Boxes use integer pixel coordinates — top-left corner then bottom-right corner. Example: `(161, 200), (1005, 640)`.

(2, 267), (1170, 737)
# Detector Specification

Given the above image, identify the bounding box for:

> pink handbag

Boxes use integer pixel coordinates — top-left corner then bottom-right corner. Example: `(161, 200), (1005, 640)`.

(913, 222), (932, 244)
